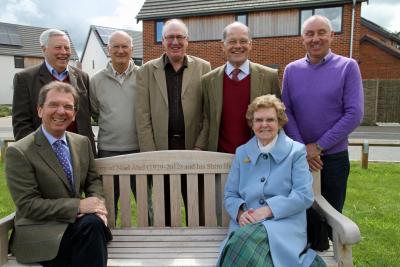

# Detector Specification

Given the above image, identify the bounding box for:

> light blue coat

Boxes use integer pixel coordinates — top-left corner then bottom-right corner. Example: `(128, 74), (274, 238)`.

(223, 130), (317, 267)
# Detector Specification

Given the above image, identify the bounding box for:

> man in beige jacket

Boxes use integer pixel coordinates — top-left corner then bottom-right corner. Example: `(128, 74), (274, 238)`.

(136, 19), (211, 225)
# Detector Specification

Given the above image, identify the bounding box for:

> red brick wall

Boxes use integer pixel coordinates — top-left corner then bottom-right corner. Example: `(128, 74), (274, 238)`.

(142, 3), (362, 78)
(359, 23), (400, 79)
(360, 42), (400, 79)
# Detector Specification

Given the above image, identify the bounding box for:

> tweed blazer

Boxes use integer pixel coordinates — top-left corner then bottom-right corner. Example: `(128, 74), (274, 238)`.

(12, 62), (95, 151)
(5, 128), (103, 263)
(135, 54), (211, 151)
(202, 62), (281, 151)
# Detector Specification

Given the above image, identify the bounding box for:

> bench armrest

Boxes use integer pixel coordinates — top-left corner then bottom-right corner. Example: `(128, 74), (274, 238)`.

(313, 195), (361, 245)
(0, 212), (15, 266)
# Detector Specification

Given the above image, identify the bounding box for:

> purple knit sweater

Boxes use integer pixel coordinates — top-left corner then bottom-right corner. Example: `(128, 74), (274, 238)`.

(282, 52), (364, 155)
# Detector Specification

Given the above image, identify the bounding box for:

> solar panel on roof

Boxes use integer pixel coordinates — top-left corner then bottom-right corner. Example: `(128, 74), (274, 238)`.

(96, 27), (116, 45)
(0, 24), (22, 46)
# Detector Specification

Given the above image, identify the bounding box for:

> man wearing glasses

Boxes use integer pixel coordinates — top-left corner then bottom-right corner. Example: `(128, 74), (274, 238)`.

(5, 81), (111, 267)
(12, 29), (95, 153)
(202, 22), (281, 154)
(136, 19), (211, 226)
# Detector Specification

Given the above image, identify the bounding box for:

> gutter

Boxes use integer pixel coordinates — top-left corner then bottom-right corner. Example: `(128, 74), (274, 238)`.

(349, 0), (357, 58)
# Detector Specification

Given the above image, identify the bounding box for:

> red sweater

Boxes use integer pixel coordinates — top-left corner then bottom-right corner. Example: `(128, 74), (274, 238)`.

(218, 73), (251, 153)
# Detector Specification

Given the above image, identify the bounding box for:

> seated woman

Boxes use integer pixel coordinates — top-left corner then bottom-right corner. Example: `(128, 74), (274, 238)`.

(218, 95), (325, 267)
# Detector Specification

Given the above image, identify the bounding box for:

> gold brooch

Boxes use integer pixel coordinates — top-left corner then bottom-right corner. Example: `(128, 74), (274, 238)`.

(243, 157), (251, 163)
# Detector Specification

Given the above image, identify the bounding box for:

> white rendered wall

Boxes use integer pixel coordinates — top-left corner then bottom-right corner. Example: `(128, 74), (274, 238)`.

(81, 31), (109, 77)
(0, 55), (22, 104)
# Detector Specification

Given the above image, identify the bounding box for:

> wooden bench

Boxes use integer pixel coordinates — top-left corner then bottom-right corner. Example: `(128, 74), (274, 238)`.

(0, 150), (360, 267)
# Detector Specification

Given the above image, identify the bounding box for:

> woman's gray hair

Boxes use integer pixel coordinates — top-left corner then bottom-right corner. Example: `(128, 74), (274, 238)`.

(246, 94), (288, 128)
(40, 29), (68, 47)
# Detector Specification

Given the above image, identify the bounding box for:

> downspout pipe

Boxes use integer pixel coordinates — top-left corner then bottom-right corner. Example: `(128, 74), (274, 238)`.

(349, 0), (357, 58)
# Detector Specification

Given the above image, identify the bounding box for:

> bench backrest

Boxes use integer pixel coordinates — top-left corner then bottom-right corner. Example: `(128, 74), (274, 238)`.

(95, 150), (234, 228)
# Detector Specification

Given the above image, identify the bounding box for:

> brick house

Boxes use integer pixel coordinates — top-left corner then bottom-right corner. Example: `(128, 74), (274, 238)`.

(136, 0), (366, 77)
(359, 17), (400, 79)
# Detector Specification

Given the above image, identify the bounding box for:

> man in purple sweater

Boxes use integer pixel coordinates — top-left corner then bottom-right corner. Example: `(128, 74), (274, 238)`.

(282, 15), (364, 213)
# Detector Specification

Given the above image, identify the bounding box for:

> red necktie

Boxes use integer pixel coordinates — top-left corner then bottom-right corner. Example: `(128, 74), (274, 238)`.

(231, 68), (241, 82)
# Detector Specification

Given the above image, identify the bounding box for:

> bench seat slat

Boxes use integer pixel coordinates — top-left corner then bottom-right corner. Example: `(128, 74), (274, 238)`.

(169, 175), (181, 227)
(108, 241), (221, 248)
(111, 227), (227, 235)
(187, 174), (199, 227)
(108, 252), (219, 258)
(152, 174), (165, 227)
(136, 174), (149, 227)
(103, 175), (115, 227)
(119, 175), (131, 228)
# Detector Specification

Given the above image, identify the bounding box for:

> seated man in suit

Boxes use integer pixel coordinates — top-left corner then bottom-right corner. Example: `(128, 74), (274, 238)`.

(5, 81), (111, 267)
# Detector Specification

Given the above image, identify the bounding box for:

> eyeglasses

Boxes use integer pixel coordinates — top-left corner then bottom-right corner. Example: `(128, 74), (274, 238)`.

(225, 38), (250, 46)
(45, 103), (76, 112)
(163, 35), (187, 42)
(110, 44), (131, 50)
(253, 117), (278, 125)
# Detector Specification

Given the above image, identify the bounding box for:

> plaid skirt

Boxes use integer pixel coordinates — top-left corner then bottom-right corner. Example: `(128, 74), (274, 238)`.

(218, 222), (326, 267)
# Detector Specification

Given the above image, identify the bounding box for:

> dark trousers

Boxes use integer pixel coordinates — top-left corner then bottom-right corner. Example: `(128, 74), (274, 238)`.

(320, 150), (350, 213)
(41, 214), (109, 267)
(98, 149), (138, 218)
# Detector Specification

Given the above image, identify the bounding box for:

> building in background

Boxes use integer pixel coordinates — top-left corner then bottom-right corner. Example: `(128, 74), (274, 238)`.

(359, 17), (400, 80)
(0, 22), (78, 104)
(136, 0), (366, 76)
(80, 25), (143, 77)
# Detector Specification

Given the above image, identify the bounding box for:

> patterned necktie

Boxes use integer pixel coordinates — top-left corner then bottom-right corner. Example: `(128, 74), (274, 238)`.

(231, 68), (241, 82)
(53, 140), (75, 194)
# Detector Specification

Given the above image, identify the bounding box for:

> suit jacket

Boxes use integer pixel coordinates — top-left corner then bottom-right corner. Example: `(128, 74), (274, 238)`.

(135, 54), (211, 151)
(223, 131), (316, 267)
(5, 128), (103, 263)
(12, 62), (95, 151)
(202, 62), (281, 151)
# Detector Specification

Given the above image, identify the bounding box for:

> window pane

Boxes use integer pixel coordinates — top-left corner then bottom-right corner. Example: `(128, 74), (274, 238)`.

(250, 9), (299, 37)
(236, 14), (247, 25)
(315, 7), (342, 32)
(300, 9), (313, 33)
(14, 56), (24, 68)
(156, 21), (164, 42)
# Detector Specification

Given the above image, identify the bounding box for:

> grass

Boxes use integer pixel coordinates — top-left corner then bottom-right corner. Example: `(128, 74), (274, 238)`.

(343, 162), (400, 267)
(0, 163), (15, 218)
(0, 161), (399, 265)
(0, 105), (12, 117)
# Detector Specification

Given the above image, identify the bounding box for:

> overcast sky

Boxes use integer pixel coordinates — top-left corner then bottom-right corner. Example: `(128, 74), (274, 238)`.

(0, 0), (399, 57)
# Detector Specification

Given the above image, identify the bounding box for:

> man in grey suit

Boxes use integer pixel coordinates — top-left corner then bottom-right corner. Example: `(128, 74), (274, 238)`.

(12, 28), (95, 152)
(5, 81), (110, 266)
(202, 22), (281, 153)
(136, 19), (211, 225)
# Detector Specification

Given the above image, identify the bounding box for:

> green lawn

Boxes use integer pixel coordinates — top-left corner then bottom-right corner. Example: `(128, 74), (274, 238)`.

(343, 162), (400, 267)
(1, 161), (399, 266)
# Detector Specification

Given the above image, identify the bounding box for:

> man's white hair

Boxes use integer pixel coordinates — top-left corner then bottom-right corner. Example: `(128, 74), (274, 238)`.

(162, 19), (189, 38)
(39, 29), (69, 47)
(301, 15), (333, 34)
(108, 30), (133, 47)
